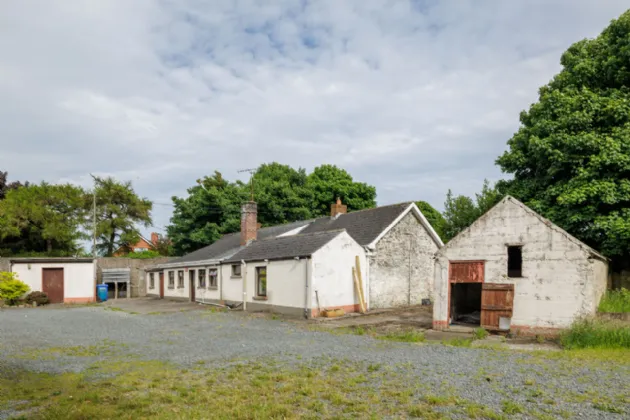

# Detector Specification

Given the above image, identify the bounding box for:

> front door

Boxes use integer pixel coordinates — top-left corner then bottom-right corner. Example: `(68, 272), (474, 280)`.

(189, 270), (195, 302)
(480, 283), (514, 330)
(159, 272), (164, 299)
(42, 268), (64, 303)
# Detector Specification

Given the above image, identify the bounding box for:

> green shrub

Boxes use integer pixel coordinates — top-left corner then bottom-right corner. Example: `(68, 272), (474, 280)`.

(25, 291), (50, 306)
(560, 318), (630, 349)
(0, 272), (31, 305)
(473, 327), (489, 340)
(121, 250), (162, 259)
(598, 288), (630, 313)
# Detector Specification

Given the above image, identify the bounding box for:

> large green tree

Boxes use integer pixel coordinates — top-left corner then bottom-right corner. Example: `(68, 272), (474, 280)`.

(0, 183), (87, 255)
(167, 163), (377, 256)
(0, 171), (27, 201)
(496, 10), (630, 266)
(93, 176), (153, 256)
(442, 180), (502, 241)
(415, 201), (446, 241)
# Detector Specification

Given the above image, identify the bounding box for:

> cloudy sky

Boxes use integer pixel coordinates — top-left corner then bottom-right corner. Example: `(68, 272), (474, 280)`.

(1, 1), (628, 237)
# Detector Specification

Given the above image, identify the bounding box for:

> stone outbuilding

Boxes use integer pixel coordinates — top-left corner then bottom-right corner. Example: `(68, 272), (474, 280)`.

(433, 196), (609, 335)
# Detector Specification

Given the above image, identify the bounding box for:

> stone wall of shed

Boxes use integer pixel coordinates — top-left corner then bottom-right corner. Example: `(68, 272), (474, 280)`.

(433, 199), (608, 331)
(369, 211), (439, 308)
(0, 258), (10, 273)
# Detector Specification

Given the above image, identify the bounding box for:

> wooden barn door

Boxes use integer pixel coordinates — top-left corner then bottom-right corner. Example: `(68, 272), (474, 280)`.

(481, 283), (514, 330)
(159, 272), (164, 299)
(42, 268), (64, 304)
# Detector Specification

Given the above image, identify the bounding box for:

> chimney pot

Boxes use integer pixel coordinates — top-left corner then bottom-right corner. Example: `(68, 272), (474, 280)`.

(241, 201), (258, 245)
(330, 197), (347, 218)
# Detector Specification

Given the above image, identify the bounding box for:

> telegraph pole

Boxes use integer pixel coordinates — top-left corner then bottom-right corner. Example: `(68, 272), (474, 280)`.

(90, 174), (97, 258)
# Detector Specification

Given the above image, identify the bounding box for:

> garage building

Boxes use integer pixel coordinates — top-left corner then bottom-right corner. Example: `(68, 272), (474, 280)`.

(10, 258), (96, 304)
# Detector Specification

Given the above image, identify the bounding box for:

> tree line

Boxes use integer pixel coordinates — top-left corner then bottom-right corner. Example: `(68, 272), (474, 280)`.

(0, 172), (152, 257)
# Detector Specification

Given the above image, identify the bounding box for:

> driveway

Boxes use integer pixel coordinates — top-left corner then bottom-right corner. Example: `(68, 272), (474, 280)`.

(101, 297), (202, 314)
(0, 305), (628, 419)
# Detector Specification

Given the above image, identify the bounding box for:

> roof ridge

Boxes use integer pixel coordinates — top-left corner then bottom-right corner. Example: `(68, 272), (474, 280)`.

(336, 202), (411, 216)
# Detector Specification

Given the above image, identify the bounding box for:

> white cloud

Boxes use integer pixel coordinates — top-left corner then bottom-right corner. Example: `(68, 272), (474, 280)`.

(1, 0), (628, 235)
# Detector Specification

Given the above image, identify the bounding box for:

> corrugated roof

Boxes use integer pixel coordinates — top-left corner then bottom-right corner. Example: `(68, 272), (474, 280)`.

(224, 230), (343, 263)
(298, 202), (411, 245)
(166, 220), (312, 265)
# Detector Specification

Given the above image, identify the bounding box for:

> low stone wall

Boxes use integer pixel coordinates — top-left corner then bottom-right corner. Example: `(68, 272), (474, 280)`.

(0, 258), (10, 273)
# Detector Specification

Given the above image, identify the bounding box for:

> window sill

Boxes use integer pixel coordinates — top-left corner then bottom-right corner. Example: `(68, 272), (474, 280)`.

(252, 296), (268, 301)
(197, 286), (206, 289)
(231, 276), (242, 279)
(168, 287), (175, 290)
(208, 286), (218, 290)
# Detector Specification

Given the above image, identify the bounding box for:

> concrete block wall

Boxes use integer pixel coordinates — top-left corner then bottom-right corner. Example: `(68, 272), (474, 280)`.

(0, 258), (10, 273)
(370, 210), (439, 308)
(434, 198), (608, 332)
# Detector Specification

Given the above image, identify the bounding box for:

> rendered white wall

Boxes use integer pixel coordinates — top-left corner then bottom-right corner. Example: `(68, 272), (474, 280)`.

(194, 266), (222, 303)
(222, 264), (244, 302)
(243, 258), (308, 309)
(163, 268), (190, 300)
(311, 231), (366, 311)
(433, 199), (608, 329)
(11, 262), (95, 300)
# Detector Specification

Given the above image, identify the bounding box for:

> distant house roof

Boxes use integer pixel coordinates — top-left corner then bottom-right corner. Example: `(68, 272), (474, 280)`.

(224, 230), (344, 263)
(162, 220), (312, 267)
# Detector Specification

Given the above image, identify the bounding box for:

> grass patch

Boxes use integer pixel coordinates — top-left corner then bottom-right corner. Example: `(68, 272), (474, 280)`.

(473, 327), (489, 340)
(441, 338), (472, 347)
(0, 359), (482, 419)
(560, 318), (630, 349)
(377, 330), (425, 343)
(598, 288), (630, 313)
(501, 400), (524, 415)
(593, 402), (625, 414)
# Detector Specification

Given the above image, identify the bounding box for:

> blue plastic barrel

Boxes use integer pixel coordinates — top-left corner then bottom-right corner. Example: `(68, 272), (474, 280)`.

(97, 284), (108, 302)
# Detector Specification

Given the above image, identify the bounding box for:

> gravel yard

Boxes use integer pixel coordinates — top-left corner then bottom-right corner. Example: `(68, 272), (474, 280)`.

(1, 305), (629, 419)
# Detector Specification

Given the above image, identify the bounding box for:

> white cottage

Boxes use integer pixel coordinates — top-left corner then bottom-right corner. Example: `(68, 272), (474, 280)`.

(433, 196), (609, 335)
(10, 258), (96, 304)
(147, 198), (443, 317)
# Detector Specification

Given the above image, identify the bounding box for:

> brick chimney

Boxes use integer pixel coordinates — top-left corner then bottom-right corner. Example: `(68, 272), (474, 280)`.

(330, 198), (347, 218)
(241, 201), (258, 246)
(150, 232), (159, 246)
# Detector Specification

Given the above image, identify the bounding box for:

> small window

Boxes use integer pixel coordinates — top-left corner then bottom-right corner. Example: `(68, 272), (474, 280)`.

(256, 267), (267, 297)
(507, 246), (523, 278)
(209, 269), (218, 289)
(198, 269), (206, 288)
(177, 270), (184, 288)
(149, 273), (155, 289)
(168, 271), (175, 288)
(231, 264), (242, 277)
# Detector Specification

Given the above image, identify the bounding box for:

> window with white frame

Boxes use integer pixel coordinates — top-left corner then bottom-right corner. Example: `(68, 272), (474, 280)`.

(256, 267), (267, 297)
(149, 273), (155, 289)
(198, 269), (206, 288)
(168, 271), (175, 289)
(231, 264), (241, 277)
(209, 268), (218, 289)
(177, 270), (184, 288)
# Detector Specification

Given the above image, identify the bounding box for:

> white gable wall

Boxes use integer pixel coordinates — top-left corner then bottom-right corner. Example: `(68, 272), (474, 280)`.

(311, 231), (367, 315)
(369, 211), (439, 308)
(433, 199), (608, 332)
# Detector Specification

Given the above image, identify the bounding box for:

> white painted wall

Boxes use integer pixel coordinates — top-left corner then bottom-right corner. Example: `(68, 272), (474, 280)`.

(311, 231), (367, 312)
(222, 263), (244, 302)
(194, 266), (222, 303)
(433, 198), (608, 330)
(163, 268), (190, 300)
(242, 258), (309, 310)
(146, 271), (159, 296)
(11, 262), (95, 301)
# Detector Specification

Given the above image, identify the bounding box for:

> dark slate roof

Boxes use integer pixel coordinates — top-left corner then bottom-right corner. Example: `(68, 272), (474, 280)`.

(166, 220), (312, 265)
(298, 202), (412, 246)
(224, 230), (344, 263)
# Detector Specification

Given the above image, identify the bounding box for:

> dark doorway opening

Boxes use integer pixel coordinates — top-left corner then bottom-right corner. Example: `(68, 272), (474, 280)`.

(450, 283), (482, 326)
(189, 270), (195, 302)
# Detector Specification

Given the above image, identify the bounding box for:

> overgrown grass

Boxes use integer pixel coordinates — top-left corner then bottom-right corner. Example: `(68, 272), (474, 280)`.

(560, 318), (630, 349)
(473, 327), (489, 340)
(377, 330), (425, 343)
(0, 359), (506, 419)
(598, 288), (630, 313)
